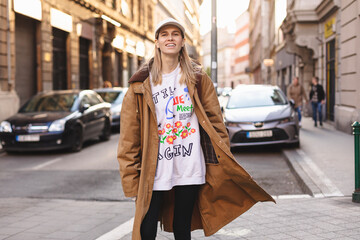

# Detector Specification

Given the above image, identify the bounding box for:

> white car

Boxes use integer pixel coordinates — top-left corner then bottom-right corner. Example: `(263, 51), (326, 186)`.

(224, 85), (300, 148)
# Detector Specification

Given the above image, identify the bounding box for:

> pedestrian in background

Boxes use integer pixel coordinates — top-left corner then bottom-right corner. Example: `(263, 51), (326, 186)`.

(309, 76), (325, 127)
(117, 18), (274, 240)
(103, 81), (112, 88)
(287, 76), (308, 126)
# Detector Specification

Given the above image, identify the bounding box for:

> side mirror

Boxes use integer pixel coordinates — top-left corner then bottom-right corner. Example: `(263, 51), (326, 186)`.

(289, 99), (295, 108)
(80, 103), (90, 113)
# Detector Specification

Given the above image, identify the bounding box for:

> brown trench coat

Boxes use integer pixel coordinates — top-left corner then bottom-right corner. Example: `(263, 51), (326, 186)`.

(117, 70), (275, 239)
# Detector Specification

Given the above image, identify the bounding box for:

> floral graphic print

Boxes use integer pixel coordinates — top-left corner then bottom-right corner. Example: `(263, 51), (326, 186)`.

(159, 121), (196, 143)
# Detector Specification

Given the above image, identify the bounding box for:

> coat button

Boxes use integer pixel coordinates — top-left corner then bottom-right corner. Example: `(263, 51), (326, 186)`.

(202, 120), (205, 124)
(217, 155), (220, 158)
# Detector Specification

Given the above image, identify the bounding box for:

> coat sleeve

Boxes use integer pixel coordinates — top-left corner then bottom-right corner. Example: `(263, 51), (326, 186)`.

(198, 74), (230, 147)
(117, 84), (141, 198)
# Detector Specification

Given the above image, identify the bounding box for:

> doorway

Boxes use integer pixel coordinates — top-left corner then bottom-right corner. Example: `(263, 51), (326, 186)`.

(326, 39), (335, 121)
(52, 28), (68, 90)
(15, 14), (37, 106)
(79, 37), (90, 89)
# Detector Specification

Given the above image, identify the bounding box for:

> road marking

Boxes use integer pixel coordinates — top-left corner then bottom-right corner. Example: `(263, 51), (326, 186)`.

(273, 194), (312, 200)
(96, 217), (134, 240)
(216, 228), (251, 237)
(296, 149), (343, 197)
(31, 157), (63, 170)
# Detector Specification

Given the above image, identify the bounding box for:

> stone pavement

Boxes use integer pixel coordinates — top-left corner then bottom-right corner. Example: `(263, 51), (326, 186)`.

(283, 117), (354, 197)
(1, 196), (360, 240)
(0, 198), (135, 240)
(1, 117), (359, 240)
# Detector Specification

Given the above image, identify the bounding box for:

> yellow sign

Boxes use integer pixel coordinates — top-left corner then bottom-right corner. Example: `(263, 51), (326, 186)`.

(325, 18), (336, 39)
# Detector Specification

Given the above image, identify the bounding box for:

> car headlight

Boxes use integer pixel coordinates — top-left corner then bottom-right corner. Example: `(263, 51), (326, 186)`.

(48, 119), (66, 132)
(280, 117), (292, 124)
(0, 121), (12, 132)
(111, 109), (120, 116)
(226, 122), (239, 127)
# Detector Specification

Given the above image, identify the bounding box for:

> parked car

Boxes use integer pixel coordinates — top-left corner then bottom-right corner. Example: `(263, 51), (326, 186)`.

(94, 87), (128, 128)
(0, 90), (112, 153)
(221, 87), (232, 97)
(224, 85), (300, 148)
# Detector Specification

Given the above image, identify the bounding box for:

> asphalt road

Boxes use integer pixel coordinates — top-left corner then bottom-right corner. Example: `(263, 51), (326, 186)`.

(0, 132), (303, 201)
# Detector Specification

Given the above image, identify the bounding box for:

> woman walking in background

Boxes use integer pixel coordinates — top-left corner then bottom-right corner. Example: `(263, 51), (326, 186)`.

(117, 18), (274, 240)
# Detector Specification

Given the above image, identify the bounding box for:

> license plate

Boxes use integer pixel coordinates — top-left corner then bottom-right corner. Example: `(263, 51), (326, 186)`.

(246, 130), (273, 138)
(16, 135), (40, 142)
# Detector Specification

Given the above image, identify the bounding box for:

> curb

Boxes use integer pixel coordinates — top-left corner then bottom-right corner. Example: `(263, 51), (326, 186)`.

(282, 149), (321, 197)
(282, 149), (344, 198)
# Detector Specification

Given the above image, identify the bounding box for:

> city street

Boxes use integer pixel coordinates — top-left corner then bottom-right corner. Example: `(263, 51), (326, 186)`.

(0, 130), (305, 239)
(0, 132), (303, 201)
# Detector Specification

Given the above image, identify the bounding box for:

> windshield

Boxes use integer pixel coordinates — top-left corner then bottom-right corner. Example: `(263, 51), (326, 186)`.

(19, 93), (78, 112)
(227, 88), (287, 109)
(98, 92), (123, 104)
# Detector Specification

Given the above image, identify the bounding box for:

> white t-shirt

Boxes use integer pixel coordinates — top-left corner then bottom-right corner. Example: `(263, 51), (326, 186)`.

(150, 64), (206, 191)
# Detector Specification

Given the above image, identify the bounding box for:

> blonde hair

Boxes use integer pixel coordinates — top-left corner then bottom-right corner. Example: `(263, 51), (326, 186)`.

(149, 39), (202, 86)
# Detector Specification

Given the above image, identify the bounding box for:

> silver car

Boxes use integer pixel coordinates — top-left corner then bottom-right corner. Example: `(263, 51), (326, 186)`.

(95, 87), (128, 128)
(224, 85), (300, 148)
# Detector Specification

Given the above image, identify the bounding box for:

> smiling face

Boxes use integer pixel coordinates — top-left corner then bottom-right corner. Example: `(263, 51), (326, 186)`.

(155, 25), (185, 57)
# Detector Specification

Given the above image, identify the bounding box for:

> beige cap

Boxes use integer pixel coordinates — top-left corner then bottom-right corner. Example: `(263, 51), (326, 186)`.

(155, 18), (185, 38)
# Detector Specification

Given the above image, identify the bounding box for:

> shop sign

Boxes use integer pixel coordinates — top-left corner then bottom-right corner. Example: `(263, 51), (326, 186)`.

(112, 35), (125, 50)
(14, 0), (42, 21)
(324, 17), (336, 39)
(125, 38), (136, 55)
(50, 8), (73, 33)
(76, 22), (93, 40)
(136, 42), (145, 57)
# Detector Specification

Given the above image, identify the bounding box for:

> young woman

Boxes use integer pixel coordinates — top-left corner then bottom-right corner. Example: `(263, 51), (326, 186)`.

(117, 18), (274, 240)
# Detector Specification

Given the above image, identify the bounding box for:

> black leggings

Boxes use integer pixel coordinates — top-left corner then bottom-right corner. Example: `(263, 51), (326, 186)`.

(140, 185), (200, 240)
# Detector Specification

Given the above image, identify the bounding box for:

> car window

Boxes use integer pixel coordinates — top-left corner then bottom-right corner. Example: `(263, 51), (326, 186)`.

(97, 92), (121, 103)
(227, 88), (287, 109)
(80, 95), (91, 109)
(19, 93), (78, 112)
(88, 93), (102, 106)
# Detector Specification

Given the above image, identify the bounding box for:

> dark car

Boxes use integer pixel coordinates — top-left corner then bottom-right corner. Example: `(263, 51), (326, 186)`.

(224, 85), (300, 148)
(94, 87), (128, 128)
(0, 90), (112, 152)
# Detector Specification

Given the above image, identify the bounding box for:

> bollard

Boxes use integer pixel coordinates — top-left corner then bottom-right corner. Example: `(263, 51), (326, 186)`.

(352, 121), (360, 203)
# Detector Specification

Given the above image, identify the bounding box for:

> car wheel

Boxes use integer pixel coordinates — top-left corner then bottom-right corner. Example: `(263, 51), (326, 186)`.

(71, 126), (83, 152)
(99, 120), (111, 141)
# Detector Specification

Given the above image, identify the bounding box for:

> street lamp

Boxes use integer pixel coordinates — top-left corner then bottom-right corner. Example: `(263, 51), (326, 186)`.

(211, 0), (217, 91)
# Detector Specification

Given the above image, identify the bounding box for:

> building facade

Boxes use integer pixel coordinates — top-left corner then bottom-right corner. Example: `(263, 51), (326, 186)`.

(274, 0), (295, 94)
(232, 11), (250, 85)
(201, 27), (234, 88)
(0, 0), (203, 124)
(248, 0), (276, 84)
(280, 0), (360, 133)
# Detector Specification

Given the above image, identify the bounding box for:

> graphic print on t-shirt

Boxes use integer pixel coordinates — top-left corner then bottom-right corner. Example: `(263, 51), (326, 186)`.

(153, 86), (196, 160)
(150, 64), (205, 191)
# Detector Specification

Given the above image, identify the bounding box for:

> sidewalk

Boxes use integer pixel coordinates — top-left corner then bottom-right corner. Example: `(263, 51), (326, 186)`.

(283, 117), (355, 197)
(1, 117), (360, 240)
